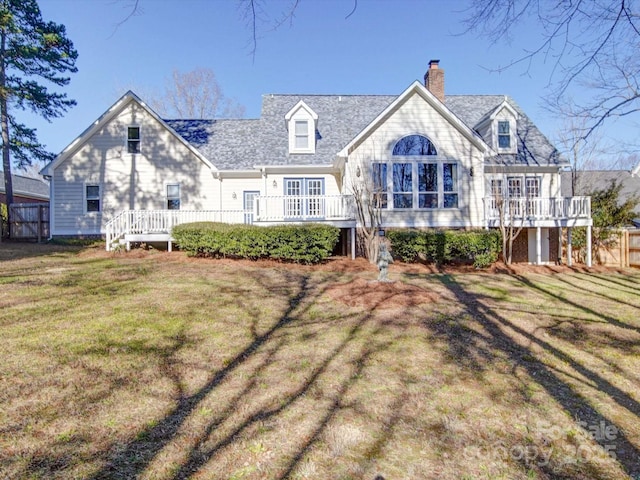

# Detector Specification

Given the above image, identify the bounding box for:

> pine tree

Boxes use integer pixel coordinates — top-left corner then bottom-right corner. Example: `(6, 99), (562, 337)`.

(0, 0), (77, 212)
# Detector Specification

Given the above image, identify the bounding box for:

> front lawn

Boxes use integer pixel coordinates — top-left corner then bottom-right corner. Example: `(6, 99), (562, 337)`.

(0, 245), (639, 479)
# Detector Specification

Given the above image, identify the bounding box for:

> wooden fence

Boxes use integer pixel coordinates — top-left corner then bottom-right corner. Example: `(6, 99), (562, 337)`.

(629, 229), (640, 268)
(9, 203), (49, 241)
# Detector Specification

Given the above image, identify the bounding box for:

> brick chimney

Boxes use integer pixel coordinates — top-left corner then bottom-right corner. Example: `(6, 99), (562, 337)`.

(424, 59), (444, 103)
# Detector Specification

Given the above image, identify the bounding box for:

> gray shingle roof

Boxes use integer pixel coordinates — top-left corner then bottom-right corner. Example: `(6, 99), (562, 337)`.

(0, 172), (49, 200)
(561, 170), (640, 216)
(166, 92), (562, 171)
(446, 95), (562, 167)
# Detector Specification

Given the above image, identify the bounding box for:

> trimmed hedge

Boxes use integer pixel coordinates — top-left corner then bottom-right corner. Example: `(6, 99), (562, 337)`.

(386, 229), (501, 269)
(172, 222), (340, 264)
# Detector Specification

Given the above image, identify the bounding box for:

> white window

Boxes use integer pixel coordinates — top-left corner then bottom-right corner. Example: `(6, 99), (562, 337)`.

(490, 178), (504, 197)
(443, 163), (458, 208)
(372, 135), (459, 210)
(372, 163), (388, 208)
(392, 163), (413, 208)
(128, 126), (140, 153)
(375, 161), (459, 210)
(166, 184), (180, 210)
(294, 120), (309, 149)
(498, 121), (510, 149)
(85, 184), (100, 213)
(507, 177), (522, 197)
(285, 100), (318, 154)
(418, 163), (437, 208)
(525, 177), (540, 197)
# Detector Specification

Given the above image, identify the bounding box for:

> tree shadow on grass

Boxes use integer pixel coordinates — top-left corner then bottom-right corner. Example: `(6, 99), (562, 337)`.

(433, 274), (640, 478)
(514, 274), (640, 335)
(84, 267), (402, 480)
(583, 271), (640, 294)
(87, 272), (317, 479)
(551, 274), (640, 312)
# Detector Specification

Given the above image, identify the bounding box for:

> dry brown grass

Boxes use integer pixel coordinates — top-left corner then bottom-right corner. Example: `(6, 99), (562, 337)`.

(0, 243), (639, 479)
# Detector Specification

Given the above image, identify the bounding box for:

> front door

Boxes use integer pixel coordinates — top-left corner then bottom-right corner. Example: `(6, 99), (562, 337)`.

(243, 191), (260, 224)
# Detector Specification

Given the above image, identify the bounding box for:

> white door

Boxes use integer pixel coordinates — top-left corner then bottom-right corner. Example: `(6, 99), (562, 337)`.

(243, 191), (259, 224)
(528, 228), (550, 264)
(306, 179), (324, 218)
(284, 179), (302, 218)
(508, 177), (523, 216)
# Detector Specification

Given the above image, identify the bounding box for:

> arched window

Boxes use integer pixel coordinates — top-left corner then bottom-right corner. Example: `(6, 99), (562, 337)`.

(392, 135), (437, 156)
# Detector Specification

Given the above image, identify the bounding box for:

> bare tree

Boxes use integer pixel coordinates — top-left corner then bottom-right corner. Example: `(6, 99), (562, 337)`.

(149, 68), (245, 119)
(116, 1), (356, 59)
(554, 114), (609, 194)
(348, 158), (384, 263)
(487, 175), (526, 264)
(463, 0), (640, 144)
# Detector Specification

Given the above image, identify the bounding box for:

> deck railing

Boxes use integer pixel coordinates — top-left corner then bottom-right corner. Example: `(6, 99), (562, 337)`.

(255, 194), (355, 222)
(484, 196), (591, 223)
(105, 209), (248, 250)
(104, 196), (356, 250)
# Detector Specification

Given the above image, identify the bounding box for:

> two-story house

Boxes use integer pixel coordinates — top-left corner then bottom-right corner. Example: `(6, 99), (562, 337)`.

(40, 60), (593, 265)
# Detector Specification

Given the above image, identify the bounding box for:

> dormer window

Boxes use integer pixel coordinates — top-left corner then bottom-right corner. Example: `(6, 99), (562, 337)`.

(498, 121), (511, 149)
(285, 100), (318, 154)
(295, 120), (310, 149)
(473, 99), (518, 154)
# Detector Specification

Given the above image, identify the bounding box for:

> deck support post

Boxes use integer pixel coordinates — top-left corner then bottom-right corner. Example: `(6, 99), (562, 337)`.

(536, 227), (542, 265)
(350, 227), (356, 260)
(567, 228), (572, 267)
(586, 225), (592, 267)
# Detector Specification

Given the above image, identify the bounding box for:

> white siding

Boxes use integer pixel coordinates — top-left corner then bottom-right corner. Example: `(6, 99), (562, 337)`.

(52, 101), (217, 235)
(345, 91), (486, 228)
(218, 177), (263, 210)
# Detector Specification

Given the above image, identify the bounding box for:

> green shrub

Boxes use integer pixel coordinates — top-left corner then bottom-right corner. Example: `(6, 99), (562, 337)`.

(0, 203), (7, 239)
(387, 229), (501, 269)
(172, 222), (339, 264)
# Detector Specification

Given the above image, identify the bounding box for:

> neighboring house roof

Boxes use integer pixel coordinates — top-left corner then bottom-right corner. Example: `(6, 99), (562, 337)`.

(0, 172), (49, 201)
(561, 170), (640, 222)
(168, 88), (561, 170)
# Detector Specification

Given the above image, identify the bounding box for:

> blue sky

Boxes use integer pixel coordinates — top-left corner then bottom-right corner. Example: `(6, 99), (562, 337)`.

(17, 0), (633, 165)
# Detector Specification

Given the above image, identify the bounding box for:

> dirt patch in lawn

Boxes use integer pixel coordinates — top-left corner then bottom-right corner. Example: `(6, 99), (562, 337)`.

(326, 277), (439, 309)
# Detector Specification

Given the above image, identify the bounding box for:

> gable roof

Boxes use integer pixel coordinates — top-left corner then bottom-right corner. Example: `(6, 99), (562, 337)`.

(0, 172), (49, 200)
(284, 100), (318, 121)
(446, 95), (562, 167)
(41, 91), (216, 176)
(473, 98), (519, 128)
(338, 81), (489, 157)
